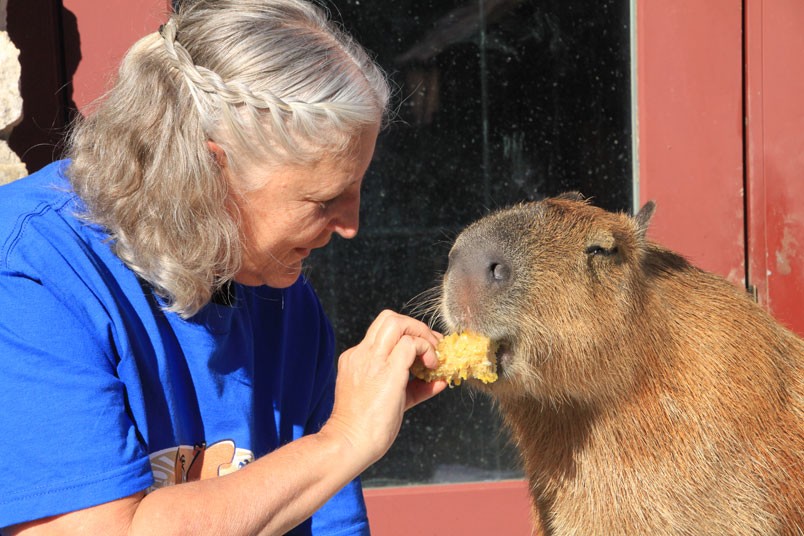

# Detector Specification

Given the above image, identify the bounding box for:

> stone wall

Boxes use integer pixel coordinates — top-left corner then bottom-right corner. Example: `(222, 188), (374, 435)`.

(0, 0), (27, 184)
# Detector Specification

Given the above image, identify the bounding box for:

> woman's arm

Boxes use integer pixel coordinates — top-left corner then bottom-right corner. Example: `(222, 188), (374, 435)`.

(4, 311), (446, 536)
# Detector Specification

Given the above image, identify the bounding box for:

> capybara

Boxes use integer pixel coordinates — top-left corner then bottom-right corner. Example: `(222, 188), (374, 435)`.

(437, 193), (804, 535)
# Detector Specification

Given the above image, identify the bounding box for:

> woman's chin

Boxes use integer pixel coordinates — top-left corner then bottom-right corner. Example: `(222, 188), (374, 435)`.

(234, 263), (302, 288)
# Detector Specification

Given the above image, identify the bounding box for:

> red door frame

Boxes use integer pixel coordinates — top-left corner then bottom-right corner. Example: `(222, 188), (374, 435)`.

(10, 0), (802, 533)
(744, 0), (804, 336)
(636, 0), (745, 284)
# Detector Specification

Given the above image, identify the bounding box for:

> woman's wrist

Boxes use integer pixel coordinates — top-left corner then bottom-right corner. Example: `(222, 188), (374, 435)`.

(316, 418), (379, 476)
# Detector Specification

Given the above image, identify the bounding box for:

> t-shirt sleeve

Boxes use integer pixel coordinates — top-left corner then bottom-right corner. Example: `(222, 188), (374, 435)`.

(0, 269), (152, 528)
(311, 479), (371, 536)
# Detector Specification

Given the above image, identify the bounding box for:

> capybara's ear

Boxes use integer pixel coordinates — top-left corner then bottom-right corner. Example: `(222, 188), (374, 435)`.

(634, 201), (656, 239)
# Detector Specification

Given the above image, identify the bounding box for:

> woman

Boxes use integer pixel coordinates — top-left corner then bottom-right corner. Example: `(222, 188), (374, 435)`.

(0, 1), (447, 534)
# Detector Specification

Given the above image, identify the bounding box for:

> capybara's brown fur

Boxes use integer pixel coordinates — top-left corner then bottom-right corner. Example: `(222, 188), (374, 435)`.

(438, 194), (804, 535)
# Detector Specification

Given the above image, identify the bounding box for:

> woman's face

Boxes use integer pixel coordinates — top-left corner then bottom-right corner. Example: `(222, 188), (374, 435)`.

(229, 125), (379, 288)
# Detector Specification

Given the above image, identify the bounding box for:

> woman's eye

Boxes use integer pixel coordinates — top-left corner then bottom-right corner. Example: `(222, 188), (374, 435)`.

(315, 197), (334, 211)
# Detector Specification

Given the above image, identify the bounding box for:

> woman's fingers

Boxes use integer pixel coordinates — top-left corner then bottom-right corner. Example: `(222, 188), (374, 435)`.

(406, 378), (448, 410)
(365, 310), (440, 358)
(386, 333), (440, 372)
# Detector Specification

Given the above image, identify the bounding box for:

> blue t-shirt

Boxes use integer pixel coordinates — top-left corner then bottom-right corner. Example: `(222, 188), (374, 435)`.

(0, 161), (369, 534)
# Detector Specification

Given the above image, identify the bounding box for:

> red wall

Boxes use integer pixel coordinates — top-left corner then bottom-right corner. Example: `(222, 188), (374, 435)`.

(636, 0), (746, 286)
(365, 481), (533, 535)
(745, 0), (804, 336)
(63, 0), (170, 110)
(637, 0), (804, 337)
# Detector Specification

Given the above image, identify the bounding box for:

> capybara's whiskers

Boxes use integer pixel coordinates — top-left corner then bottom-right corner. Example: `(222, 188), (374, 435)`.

(404, 284), (443, 329)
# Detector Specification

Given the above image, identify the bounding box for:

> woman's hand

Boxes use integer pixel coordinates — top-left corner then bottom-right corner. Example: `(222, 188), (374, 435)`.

(321, 310), (448, 469)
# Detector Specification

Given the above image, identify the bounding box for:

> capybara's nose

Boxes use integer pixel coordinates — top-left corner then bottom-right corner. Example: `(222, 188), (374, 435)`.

(447, 243), (512, 292)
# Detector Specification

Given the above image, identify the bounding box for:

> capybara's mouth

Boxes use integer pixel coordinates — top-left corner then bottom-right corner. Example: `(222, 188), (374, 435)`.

(494, 340), (513, 375)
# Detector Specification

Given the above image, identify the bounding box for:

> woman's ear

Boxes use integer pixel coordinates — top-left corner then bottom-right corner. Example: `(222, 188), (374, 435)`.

(206, 141), (228, 169)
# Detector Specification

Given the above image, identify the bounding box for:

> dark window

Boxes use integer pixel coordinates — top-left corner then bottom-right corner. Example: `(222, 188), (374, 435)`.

(308, 0), (632, 487)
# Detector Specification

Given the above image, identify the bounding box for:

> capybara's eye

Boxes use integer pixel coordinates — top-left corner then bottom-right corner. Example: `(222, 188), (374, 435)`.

(585, 245), (617, 256)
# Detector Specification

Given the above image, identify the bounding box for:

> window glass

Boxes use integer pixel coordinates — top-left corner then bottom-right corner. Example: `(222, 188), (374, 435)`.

(308, 0), (632, 487)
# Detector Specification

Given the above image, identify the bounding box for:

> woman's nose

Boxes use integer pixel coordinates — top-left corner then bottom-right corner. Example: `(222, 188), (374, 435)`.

(331, 192), (360, 239)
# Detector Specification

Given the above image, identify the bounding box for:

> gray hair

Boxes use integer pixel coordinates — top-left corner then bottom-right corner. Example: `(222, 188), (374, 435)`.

(67, 0), (391, 318)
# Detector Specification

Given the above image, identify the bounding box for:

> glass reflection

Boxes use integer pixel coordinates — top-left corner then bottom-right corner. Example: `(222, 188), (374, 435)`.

(308, 0), (632, 487)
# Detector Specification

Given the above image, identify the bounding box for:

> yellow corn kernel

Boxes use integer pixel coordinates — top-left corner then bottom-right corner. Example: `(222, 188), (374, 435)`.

(411, 330), (498, 386)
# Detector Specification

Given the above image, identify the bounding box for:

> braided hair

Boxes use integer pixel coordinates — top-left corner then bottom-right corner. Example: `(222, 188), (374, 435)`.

(66, 0), (390, 317)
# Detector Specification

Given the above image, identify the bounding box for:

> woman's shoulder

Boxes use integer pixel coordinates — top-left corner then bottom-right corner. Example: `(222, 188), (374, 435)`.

(0, 160), (73, 209)
(0, 160), (79, 246)
(0, 160), (114, 279)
